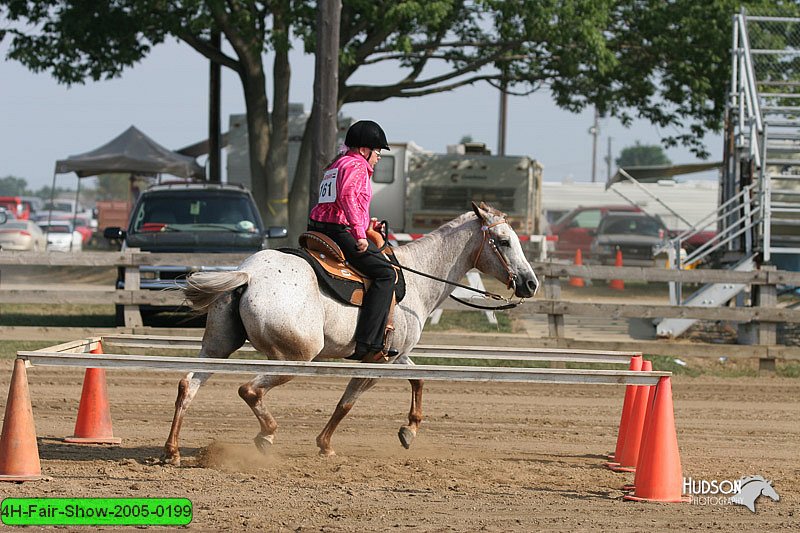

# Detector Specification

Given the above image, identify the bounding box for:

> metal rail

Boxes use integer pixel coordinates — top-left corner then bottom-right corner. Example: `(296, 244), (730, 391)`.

(17, 352), (667, 386)
(98, 334), (639, 365)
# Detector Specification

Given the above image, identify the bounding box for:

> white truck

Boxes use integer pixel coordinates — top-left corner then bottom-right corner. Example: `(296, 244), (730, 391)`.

(226, 106), (544, 238)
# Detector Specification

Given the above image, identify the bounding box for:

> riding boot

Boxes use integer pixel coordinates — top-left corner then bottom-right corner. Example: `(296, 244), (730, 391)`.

(345, 342), (377, 361)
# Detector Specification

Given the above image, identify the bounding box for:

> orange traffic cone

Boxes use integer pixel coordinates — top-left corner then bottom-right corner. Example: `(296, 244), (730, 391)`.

(64, 343), (121, 445)
(625, 377), (689, 502)
(608, 359), (651, 472)
(0, 359), (43, 482)
(607, 355), (643, 463)
(569, 248), (585, 287)
(622, 360), (657, 489)
(609, 248), (625, 290)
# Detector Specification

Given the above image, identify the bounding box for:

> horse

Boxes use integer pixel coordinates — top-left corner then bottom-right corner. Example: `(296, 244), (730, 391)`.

(731, 476), (780, 513)
(161, 202), (539, 465)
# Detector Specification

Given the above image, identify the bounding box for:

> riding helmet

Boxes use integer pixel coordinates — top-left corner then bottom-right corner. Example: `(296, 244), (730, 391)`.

(345, 120), (390, 151)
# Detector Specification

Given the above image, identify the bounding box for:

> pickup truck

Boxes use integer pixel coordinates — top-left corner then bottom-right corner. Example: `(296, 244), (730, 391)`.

(549, 204), (717, 262)
(104, 182), (286, 324)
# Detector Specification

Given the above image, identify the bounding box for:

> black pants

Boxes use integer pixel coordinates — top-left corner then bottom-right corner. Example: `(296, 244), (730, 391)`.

(308, 219), (395, 352)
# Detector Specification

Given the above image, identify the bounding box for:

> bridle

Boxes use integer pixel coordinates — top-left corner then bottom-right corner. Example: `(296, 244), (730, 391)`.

(474, 216), (517, 291)
(368, 216), (525, 311)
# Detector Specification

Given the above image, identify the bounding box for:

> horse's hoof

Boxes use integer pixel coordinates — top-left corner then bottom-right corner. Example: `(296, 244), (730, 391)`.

(318, 448), (336, 457)
(160, 452), (181, 466)
(253, 433), (274, 455)
(398, 426), (416, 449)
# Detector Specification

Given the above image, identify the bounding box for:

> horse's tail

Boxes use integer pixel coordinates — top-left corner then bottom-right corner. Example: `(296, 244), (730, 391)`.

(182, 271), (251, 313)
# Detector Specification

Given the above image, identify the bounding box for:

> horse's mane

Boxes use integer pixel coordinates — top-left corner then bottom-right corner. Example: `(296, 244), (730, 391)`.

(395, 204), (508, 252)
(740, 475), (769, 486)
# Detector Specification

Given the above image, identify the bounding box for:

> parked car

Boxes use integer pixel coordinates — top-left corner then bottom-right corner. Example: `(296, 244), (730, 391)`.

(0, 196), (30, 220)
(38, 222), (83, 252)
(548, 205), (641, 260)
(104, 182), (286, 324)
(20, 196), (44, 220)
(589, 212), (668, 267)
(0, 220), (48, 251)
(49, 214), (94, 244)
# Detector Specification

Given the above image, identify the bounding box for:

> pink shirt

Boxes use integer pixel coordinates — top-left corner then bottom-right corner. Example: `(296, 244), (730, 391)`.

(309, 150), (374, 239)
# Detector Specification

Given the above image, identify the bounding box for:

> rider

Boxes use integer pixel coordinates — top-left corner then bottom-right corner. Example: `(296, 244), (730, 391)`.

(308, 120), (395, 361)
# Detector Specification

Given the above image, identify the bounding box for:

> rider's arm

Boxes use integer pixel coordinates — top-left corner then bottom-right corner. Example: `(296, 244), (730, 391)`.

(338, 161), (370, 240)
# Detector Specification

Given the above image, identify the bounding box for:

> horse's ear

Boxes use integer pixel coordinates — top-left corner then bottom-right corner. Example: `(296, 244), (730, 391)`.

(471, 201), (484, 219)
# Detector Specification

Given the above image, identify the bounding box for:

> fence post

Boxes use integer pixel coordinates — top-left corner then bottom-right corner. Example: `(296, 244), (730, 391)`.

(544, 275), (564, 338)
(757, 265), (777, 373)
(122, 249), (143, 329)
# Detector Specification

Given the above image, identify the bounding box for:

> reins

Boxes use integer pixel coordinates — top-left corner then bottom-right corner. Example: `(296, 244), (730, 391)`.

(367, 218), (525, 311)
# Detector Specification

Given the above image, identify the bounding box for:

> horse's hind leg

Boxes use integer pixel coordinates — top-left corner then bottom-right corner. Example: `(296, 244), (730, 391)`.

(162, 291), (246, 466)
(162, 371), (213, 465)
(398, 379), (424, 449)
(316, 377), (378, 456)
(238, 374), (295, 454)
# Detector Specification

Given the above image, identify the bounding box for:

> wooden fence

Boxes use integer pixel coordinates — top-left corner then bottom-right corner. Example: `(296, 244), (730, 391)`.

(2, 251), (800, 361)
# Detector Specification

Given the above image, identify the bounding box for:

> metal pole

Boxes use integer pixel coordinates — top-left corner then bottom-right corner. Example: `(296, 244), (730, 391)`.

(617, 168), (694, 227)
(498, 81), (507, 156)
(208, 30), (221, 183)
(590, 108), (599, 182)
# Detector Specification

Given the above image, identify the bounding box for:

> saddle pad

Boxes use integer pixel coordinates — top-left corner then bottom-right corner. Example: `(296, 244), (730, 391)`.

(278, 247), (406, 307)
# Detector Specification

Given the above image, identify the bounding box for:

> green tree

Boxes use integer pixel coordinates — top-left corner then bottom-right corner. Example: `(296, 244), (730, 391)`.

(1, 0), (293, 228)
(2, 0), (792, 235)
(0, 175), (28, 196)
(616, 142), (672, 168)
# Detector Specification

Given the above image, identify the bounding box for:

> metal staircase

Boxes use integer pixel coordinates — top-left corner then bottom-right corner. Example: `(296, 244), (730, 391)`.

(655, 12), (800, 339)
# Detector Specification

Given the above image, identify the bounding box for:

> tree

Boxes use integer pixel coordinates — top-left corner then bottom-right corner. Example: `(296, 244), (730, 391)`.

(3, 0), (793, 236)
(0, 175), (29, 196)
(616, 142), (672, 168)
(0, 0), (292, 229)
(287, 0), (781, 228)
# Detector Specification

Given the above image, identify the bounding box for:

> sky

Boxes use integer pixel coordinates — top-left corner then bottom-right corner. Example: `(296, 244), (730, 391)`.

(1, 37), (722, 192)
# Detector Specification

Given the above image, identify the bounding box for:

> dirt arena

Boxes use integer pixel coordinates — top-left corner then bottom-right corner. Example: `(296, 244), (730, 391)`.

(0, 360), (796, 531)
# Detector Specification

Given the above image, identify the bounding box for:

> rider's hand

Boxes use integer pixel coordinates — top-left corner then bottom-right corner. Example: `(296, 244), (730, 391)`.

(355, 238), (369, 253)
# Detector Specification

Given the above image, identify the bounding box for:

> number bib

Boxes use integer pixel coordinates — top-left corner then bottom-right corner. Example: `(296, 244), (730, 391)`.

(318, 168), (338, 203)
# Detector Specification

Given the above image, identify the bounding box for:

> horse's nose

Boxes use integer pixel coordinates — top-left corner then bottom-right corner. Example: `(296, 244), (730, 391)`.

(526, 278), (539, 295)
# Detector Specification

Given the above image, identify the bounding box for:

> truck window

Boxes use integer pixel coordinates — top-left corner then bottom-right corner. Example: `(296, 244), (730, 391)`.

(571, 210), (602, 229)
(372, 155), (395, 184)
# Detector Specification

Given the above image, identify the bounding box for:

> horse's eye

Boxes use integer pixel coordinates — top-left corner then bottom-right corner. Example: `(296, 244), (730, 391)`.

(498, 239), (510, 247)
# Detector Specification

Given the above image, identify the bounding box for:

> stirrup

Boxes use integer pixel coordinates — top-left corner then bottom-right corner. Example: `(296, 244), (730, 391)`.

(346, 348), (399, 362)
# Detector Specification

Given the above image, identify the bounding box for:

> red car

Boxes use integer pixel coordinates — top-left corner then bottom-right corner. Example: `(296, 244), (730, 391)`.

(548, 205), (641, 260)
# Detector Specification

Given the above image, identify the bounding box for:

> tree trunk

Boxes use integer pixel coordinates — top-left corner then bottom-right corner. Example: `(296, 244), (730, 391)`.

(264, 7), (290, 246)
(309, 1), (341, 211)
(239, 62), (271, 227)
(288, 106), (315, 244)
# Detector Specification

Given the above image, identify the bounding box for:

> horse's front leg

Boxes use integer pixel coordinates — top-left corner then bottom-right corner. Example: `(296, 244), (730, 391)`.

(162, 371), (212, 466)
(316, 377), (377, 456)
(399, 379), (424, 449)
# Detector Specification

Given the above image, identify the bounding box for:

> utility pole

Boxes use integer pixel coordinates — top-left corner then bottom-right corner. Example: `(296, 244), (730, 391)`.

(606, 136), (613, 182)
(589, 107), (599, 183)
(208, 30), (221, 183)
(497, 80), (507, 156)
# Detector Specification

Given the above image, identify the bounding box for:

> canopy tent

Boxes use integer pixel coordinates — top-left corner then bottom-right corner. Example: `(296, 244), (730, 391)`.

(54, 125), (205, 180)
(606, 162), (722, 189)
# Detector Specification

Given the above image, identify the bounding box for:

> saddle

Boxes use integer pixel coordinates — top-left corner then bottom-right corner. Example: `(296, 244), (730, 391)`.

(279, 224), (406, 358)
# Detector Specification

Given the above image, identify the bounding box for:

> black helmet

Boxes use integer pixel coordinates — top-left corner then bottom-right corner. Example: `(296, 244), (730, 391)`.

(345, 120), (390, 151)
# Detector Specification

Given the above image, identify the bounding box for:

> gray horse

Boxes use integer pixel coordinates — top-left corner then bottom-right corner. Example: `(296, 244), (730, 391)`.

(162, 202), (539, 464)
